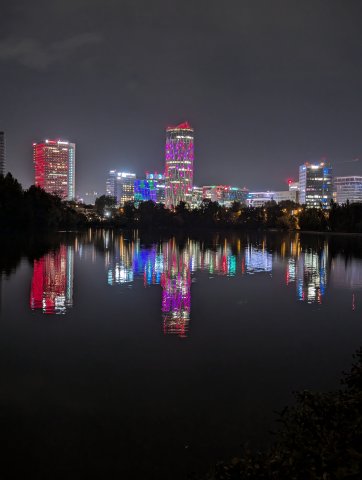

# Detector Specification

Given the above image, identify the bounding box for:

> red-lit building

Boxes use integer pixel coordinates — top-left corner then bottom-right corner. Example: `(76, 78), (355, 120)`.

(33, 139), (75, 200)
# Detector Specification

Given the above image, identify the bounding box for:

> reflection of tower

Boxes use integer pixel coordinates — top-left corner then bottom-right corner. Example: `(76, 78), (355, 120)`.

(30, 245), (74, 314)
(296, 247), (328, 304)
(244, 245), (272, 273)
(107, 235), (135, 285)
(161, 241), (191, 338)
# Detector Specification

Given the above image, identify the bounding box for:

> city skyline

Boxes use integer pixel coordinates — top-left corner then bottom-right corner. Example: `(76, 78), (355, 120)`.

(2, 128), (361, 207)
(2, 125), (362, 198)
(1, 1), (362, 196)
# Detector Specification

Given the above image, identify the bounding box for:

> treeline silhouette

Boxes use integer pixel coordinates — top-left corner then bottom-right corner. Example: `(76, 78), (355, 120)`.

(2, 173), (362, 233)
(0, 173), (86, 231)
(96, 196), (362, 233)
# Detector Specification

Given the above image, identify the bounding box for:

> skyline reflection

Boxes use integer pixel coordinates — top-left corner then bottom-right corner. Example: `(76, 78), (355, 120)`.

(28, 232), (362, 328)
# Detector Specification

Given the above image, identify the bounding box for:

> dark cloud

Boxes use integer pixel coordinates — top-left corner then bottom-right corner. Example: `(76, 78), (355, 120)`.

(1, 0), (362, 195)
(0, 33), (102, 70)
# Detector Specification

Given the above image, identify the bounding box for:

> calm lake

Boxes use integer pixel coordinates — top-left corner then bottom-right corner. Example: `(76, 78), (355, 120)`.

(1, 229), (362, 479)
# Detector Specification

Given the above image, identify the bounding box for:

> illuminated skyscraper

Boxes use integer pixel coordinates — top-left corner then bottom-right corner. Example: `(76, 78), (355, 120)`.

(299, 162), (332, 208)
(0, 132), (5, 176)
(116, 172), (136, 205)
(106, 170), (117, 198)
(33, 139), (75, 200)
(105, 170), (136, 204)
(165, 122), (194, 208)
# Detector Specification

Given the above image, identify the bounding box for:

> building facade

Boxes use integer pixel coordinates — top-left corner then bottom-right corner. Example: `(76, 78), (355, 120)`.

(333, 176), (362, 204)
(225, 187), (249, 205)
(146, 172), (165, 203)
(191, 186), (203, 208)
(106, 170), (117, 199)
(288, 181), (300, 203)
(33, 139), (75, 200)
(0, 132), (5, 176)
(299, 162), (332, 208)
(106, 170), (136, 204)
(116, 172), (136, 205)
(165, 122), (194, 208)
(247, 190), (297, 207)
(202, 185), (228, 203)
(134, 179), (158, 203)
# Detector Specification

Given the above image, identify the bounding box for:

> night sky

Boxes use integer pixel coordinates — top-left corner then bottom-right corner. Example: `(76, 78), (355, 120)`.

(1, 0), (362, 196)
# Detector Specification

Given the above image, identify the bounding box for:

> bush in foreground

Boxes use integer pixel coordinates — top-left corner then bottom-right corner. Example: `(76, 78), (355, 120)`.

(201, 349), (362, 479)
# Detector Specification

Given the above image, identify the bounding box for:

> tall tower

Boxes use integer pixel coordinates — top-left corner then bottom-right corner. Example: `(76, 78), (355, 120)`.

(106, 170), (117, 198)
(0, 132), (5, 176)
(165, 122), (194, 208)
(33, 139), (75, 200)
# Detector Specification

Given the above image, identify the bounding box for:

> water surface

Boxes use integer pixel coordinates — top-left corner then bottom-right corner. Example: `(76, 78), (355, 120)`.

(1, 230), (362, 479)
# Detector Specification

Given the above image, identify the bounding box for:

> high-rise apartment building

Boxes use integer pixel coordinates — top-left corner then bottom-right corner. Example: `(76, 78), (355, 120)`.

(333, 176), (362, 204)
(299, 162), (332, 208)
(106, 170), (136, 204)
(0, 132), (5, 176)
(116, 172), (136, 205)
(33, 139), (75, 200)
(165, 122), (194, 208)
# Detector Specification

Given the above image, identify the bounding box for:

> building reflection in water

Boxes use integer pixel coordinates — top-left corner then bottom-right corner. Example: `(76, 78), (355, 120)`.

(283, 237), (328, 304)
(161, 240), (191, 337)
(30, 245), (74, 314)
(104, 235), (272, 337)
(28, 231), (362, 325)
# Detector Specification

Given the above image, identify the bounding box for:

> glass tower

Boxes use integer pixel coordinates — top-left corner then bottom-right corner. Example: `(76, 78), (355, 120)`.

(116, 172), (136, 205)
(299, 162), (332, 208)
(165, 122), (194, 208)
(33, 139), (75, 200)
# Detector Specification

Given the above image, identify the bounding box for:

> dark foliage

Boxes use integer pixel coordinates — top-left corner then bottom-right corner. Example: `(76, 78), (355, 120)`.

(0, 173), (86, 231)
(200, 348), (362, 479)
(94, 194), (117, 216)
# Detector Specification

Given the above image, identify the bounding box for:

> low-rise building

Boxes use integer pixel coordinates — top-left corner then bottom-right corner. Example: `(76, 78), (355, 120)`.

(333, 176), (362, 204)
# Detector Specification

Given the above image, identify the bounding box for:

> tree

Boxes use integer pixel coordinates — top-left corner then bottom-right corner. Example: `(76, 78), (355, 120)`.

(95, 195), (117, 216)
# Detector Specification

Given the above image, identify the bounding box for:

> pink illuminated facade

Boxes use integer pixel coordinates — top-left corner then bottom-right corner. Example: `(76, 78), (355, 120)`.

(165, 122), (194, 208)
